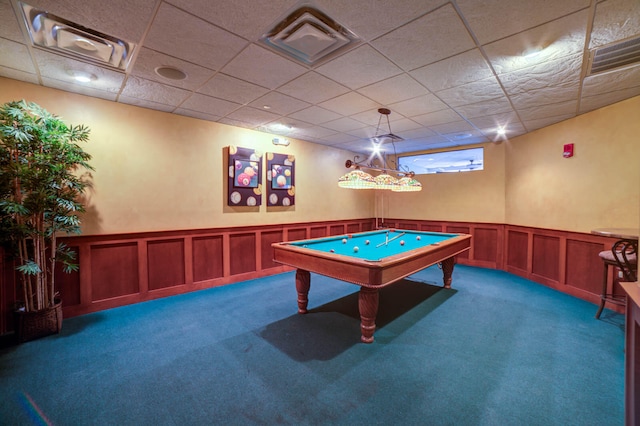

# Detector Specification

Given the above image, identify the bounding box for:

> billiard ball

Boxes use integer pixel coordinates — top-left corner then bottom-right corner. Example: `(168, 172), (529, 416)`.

(284, 169), (291, 177)
(244, 166), (255, 176)
(342, 238), (347, 244)
(365, 240), (370, 245)
(276, 175), (287, 187)
(237, 172), (251, 186)
(330, 249), (335, 253)
(400, 240), (405, 246)
(353, 246), (359, 253)
(416, 236), (421, 241)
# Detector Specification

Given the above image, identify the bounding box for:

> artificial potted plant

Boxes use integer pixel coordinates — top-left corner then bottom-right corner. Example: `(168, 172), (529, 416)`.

(0, 100), (93, 342)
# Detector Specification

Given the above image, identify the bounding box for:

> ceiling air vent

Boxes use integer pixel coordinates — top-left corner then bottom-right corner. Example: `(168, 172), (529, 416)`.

(588, 35), (640, 76)
(259, 5), (361, 66)
(18, 2), (136, 71)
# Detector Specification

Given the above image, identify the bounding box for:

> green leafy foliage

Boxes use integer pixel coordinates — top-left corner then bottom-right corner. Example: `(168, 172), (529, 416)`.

(0, 100), (93, 311)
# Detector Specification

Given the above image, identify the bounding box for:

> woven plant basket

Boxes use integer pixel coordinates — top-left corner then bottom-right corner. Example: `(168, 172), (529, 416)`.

(14, 301), (63, 343)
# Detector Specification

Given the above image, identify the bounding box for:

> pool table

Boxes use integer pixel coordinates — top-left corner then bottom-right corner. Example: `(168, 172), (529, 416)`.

(272, 229), (471, 343)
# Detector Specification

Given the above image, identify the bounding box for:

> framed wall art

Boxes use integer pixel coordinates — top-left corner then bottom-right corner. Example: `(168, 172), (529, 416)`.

(227, 146), (262, 206)
(266, 152), (295, 206)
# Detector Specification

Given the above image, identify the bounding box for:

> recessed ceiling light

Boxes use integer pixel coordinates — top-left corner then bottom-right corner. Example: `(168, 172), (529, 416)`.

(270, 123), (293, 132)
(154, 66), (187, 80)
(496, 127), (507, 136)
(68, 70), (97, 83)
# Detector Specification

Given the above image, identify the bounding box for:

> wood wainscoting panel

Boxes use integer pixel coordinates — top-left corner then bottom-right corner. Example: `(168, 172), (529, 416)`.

(506, 230), (528, 272)
(90, 242), (139, 301)
(261, 230), (284, 270)
(56, 245), (81, 306)
(474, 228), (498, 263)
(565, 239), (605, 295)
(192, 235), (224, 282)
(286, 228), (307, 242)
(330, 224), (344, 236)
(347, 222), (361, 234)
(229, 233), (257, 275)
(532, 234), (560, 282)
(421, 224), (443, 232)
(310, 226), (327, 239)
(147, 239), (185, 291)
(398, 222), (419, 230)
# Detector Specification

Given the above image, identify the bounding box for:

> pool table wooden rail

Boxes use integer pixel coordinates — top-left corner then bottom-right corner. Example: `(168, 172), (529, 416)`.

(272, 233), (471, 288)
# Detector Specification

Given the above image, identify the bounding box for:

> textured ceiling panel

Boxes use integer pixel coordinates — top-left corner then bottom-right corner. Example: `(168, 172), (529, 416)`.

(0, 0), (638, 154)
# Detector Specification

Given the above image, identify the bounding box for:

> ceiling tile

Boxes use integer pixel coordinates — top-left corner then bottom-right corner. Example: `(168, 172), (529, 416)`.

(454, 97), (514, 119)
(0, 0), (637, 155)
(0, 38), (36, 73)
(249, 92), (310, 116)
(412, 109), (463, 126)
(198, 73), (269, 105)
(120, 76), (191, 106)
(0, 0), (24, 42)
(511, 81), (581, 110)
(389, 94), (449, 117)
(276, 72), (350, 104)
(33, 49), (125, 93)
(372, 4), (476, 71)
(484, 10), (588, 75)
(221, 44), (308, 89)
(579, 85), (640, 113)
(499, 54), (583, 96)
(145, 3), (247, 71)
(590, 0), (640, 49)
(457, 0), (590, 44)
(436, 76), (505, 107)
(174, 108), (222, 122)
(582, 65), (640, 98)
(225, 106), (281, 126)
(0, 67), (39, 84)
(322, 117), (368, 133)
(318, 91), (379, 116)
(522, 114), (576, 131)
(516, 100), (577, 121)
(288, 106), (342, 124)
(118, 96), (176, 113)
(129, 48), (216, 91)
(410, 49), (494, 92)
(468, 112), (522, 130)
(315, 45), (403, 90)
(357, 74), (430, 105)
(179, 93), (241, 117)
(165, 0), (296, 41)
(42, 77), (117, 102)
(315, 0), (446, 41)
(429, 120), (475, 135)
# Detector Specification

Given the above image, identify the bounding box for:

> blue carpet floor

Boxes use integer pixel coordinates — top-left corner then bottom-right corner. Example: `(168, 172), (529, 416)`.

(0, 265), (625, 425)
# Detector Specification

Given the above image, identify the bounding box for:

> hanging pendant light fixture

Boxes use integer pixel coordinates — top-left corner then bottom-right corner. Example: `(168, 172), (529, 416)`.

(337, 108), (421, 192)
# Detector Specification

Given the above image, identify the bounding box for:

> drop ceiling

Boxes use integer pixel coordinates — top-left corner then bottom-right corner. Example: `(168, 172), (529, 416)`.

(0, 0), (639, 154)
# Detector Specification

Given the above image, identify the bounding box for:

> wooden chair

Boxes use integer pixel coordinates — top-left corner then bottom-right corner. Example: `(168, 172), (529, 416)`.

(595, 239), (638, 319)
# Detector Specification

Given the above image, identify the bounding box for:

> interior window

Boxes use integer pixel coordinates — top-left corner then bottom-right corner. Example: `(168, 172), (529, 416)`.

(398, 147), (484, 174)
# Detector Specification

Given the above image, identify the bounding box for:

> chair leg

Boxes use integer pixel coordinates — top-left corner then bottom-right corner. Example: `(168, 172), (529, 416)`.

(595, 262), (609, 319)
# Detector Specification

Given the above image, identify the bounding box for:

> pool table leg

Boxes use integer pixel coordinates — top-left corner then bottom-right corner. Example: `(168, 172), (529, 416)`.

(296, 269), (311, 314)
(359, 287), (379, 343)
(441, 257), (455, 288)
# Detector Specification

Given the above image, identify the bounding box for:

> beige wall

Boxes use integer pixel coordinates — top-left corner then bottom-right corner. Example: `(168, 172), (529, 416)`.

(0, 78), (373, 235)
(505, 96), (640, 233)
(385, 141), (507, 224)
(2, 77), (638, 236)
(386, 96), (640, 233)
